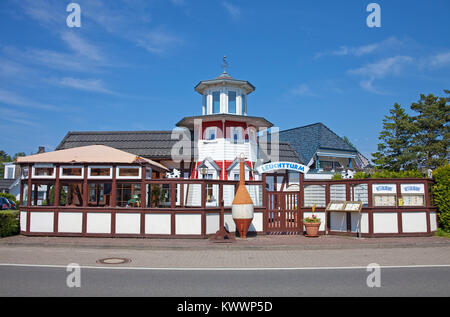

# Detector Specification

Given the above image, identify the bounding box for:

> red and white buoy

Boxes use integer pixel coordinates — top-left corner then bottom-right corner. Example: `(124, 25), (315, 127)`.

(232, 154), (254, 238)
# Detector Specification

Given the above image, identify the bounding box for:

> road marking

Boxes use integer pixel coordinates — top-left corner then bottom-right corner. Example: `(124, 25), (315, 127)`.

(1, 263), (450, 271)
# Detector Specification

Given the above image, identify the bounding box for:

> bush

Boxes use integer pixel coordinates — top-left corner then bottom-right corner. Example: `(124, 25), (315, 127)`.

(0, 193), (19, 210)
(353, 171), (369, 179)
(432, 165), (450, 232)
(0, 210), (19, 237)
(369, 169), (426, 179)
(332, 173), (342, 180)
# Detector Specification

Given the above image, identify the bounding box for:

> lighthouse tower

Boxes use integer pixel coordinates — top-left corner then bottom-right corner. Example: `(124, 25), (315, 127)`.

(176, 60), (273, 181)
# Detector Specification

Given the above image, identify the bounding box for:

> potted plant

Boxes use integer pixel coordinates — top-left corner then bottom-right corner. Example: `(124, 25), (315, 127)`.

(303, 204), (321, 237)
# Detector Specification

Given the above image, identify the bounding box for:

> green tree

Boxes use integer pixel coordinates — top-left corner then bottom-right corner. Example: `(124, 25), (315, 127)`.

(0, 150), (12, 179)
(12, 152), (26, 161)
(372, 103), (417, 171)
(343, 136), (355, 149)
(432, 165), (450, 232)
(410, 93), (449, 169)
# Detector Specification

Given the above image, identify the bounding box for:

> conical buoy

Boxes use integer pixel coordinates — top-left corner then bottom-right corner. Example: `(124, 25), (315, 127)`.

(232, 154), (254, 238)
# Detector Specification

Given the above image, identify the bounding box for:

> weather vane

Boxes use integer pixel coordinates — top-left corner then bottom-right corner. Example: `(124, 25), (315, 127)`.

(222, 55), (229, 73)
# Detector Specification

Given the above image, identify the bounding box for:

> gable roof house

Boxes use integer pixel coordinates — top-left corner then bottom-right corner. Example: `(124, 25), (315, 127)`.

(279, 123), (370, 178)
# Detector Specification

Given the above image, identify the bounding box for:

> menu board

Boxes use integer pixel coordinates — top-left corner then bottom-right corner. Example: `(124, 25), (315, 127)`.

(326, 201), (362, 212)
(374, 195), (396, 207)
(402, 195), (424, 206)
(327, 202), (345, 211)
(344, 202), (362, 211)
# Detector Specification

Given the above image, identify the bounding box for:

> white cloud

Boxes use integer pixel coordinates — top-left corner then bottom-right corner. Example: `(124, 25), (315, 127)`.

(56, 77), (114, 94)
(348, 56), (413, 94)
(0, 89), (61, 111)
(315, 37), (403, 59)
(348, 55), (413, 78)
(289, 84), (316, 97)
(135, 29), (183, 54)
(0, 107), (40, 128)
(428, 51), (450, 68)
(222, 2), (241, 19)
(60, 32), (104, 62)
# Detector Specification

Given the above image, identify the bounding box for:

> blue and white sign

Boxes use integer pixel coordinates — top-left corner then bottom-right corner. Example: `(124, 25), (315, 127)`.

(372, 184), (396, 194)
(256, 162), (310, 174)
(401, 184), (424, 194)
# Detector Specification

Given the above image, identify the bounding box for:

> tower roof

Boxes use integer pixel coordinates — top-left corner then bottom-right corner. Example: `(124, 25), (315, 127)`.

(194, 72), (255, 95)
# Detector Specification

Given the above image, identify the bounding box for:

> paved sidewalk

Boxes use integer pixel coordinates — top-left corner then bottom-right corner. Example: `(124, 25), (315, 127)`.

(1, 234), (449, 251)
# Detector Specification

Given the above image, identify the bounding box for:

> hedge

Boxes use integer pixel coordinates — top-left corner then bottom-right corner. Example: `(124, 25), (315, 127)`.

(432, 165), (450, 232)
(0, 210), (19, 237)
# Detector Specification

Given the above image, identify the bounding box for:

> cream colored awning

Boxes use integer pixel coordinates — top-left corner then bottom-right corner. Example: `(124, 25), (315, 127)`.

(16, 145), (169, 171)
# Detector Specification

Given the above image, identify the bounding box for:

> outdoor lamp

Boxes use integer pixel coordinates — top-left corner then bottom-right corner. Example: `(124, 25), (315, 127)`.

(198, 162), (208, 177)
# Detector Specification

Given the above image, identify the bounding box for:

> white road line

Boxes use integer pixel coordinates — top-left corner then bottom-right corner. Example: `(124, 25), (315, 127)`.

(1, 263), (450, 271)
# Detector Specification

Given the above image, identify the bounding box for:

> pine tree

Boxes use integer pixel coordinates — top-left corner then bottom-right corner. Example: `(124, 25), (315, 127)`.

(410, 93), (449, 169)
(372, 103), (416, 171)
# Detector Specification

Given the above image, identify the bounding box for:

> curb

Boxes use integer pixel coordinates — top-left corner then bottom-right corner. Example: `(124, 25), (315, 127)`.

(1, 241), (450, 251)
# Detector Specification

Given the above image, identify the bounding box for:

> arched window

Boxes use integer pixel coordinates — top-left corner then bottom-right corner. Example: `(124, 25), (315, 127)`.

(205, 127), (217, 140)
(229, 127), (243, 143)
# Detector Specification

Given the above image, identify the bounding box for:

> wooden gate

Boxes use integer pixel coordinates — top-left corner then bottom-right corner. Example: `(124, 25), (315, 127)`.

(266, 192), (303, 234)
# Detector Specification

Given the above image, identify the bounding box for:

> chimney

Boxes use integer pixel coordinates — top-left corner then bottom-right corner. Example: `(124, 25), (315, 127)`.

(38, 146), (45, 154)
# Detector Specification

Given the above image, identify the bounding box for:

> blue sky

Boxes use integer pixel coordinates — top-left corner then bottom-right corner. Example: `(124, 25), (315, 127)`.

(0, 0), (449, 160)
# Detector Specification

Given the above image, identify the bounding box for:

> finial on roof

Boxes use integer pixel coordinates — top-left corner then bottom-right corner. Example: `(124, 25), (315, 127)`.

(222, 55), (229, 73)
(218, 56), (232, 79)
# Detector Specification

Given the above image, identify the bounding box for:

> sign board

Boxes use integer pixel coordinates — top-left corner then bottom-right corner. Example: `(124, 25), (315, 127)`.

(372, 184), (396, 194)
(256, 162), (310, 174)
(400, 184), (424, 194)
(326, 201), (363, 212)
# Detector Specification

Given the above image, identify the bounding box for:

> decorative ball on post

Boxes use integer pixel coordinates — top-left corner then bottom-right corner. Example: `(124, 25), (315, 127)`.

(232, 153), (254, 238)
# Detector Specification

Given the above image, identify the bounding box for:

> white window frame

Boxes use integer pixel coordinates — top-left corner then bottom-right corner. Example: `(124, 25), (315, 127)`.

(32, 164), (56, 179)
(88, 166), (113, 179)
(59, 165), (84, 179)
(229, 126), (244, 143)
(204, 127), (218, 140)
(116, 166), (142, 180)
(4, 164), (15, 180)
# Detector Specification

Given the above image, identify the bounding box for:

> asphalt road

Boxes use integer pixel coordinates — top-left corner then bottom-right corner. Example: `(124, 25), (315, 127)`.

(0, 265), (449, 297)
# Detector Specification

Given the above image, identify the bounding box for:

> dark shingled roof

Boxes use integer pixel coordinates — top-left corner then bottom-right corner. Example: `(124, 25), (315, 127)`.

(259, 141), (304, 164)
(56, 130), (304, 164)
(0, 179), (15, 191)
(56, 131), (178, 159)
(278, 123), (357, 164)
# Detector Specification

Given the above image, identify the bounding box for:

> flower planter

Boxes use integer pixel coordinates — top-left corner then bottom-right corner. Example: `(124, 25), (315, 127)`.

(304, 222), (321, 237)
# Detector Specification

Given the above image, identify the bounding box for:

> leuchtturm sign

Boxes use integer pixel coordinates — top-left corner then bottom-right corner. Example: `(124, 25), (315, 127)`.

(256, 162), (310, 174)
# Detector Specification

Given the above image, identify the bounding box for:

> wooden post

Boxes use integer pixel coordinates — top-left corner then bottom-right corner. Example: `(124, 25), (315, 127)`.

(111, 166), (117, 207)
(346, 183), (351, 233)
(53, 166), (60, 233)
(54, 165), (60, 207)
(141, 166), (146, 208)
(396, 182), (403, 234)
(27, 164), (32, 207)
(368, 180), (374, 237)
(262, 173), (268, 232)
(82, 166), (88, 207)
